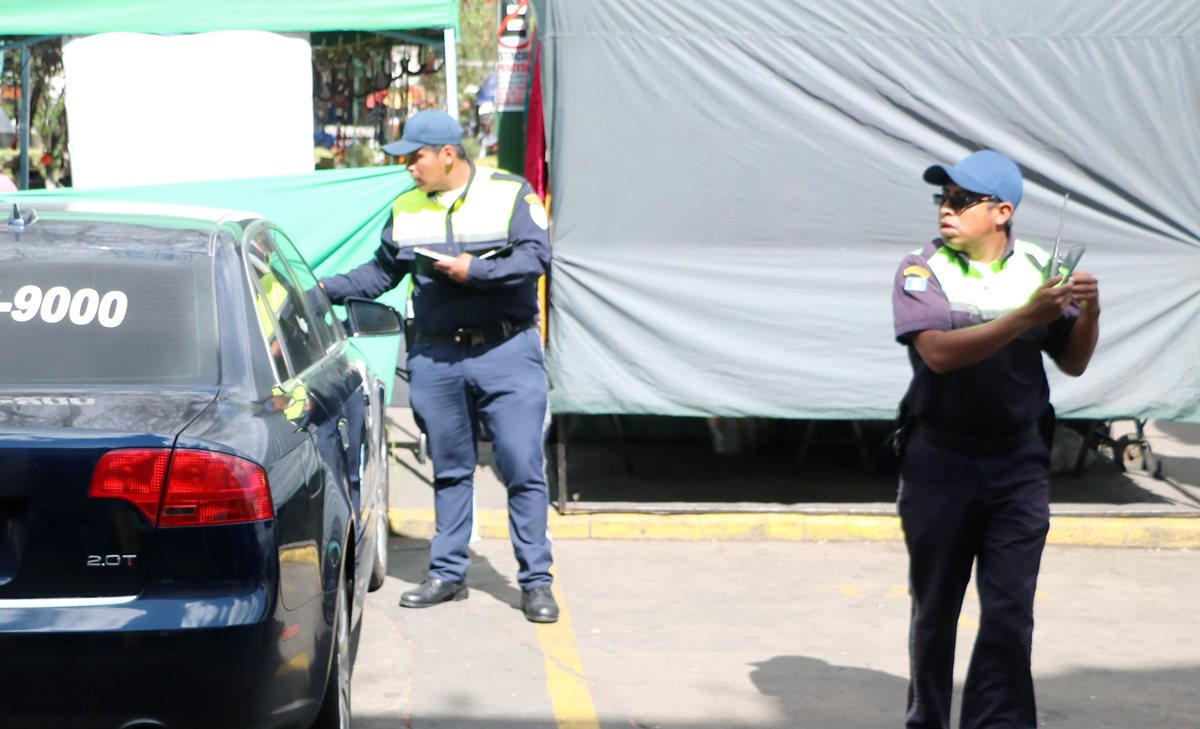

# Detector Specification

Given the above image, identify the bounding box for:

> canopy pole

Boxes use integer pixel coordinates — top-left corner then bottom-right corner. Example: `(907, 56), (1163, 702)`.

(443, 28), (459, 120)
(19, 47), (31, 190)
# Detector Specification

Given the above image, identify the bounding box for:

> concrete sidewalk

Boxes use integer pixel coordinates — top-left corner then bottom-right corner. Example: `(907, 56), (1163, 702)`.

(383, 409), (1200, 548)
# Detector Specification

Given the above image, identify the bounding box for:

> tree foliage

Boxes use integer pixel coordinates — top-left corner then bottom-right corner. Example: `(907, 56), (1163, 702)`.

(1, 39), (69, 187)
(457, 0), (499, 98)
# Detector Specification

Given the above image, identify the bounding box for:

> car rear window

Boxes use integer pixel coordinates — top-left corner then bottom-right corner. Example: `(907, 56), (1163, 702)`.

(0, 249), (218, 387)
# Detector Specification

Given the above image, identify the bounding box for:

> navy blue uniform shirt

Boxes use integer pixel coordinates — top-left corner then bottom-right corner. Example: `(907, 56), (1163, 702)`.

(322, 165), (550, 334)
(892, 235), (1077, 436)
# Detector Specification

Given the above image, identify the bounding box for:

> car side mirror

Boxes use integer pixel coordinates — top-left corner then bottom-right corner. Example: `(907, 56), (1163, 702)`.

(343, 297), (403, 337)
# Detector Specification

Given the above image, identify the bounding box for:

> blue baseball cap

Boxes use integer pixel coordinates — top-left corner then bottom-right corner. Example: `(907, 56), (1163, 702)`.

(382, 110), (464, 156)
(923, 150), (1023, 209)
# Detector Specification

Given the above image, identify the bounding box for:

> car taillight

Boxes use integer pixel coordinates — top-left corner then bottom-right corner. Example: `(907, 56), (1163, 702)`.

(90, 448), (272, 527)
(160, 450), (273, 527)
(90, 449), (172, 523)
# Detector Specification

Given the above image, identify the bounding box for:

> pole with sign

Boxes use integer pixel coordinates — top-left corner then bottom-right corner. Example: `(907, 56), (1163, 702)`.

(495, 1), (531, 174)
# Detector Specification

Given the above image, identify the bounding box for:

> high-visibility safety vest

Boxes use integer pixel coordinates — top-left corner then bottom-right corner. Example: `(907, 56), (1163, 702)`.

(380, 164), (551, 334)
(389, 165), (528, 254)
(917, 238), (1051, 323)
(893, 236), (1076, 436)
(318, 164), (549, 335)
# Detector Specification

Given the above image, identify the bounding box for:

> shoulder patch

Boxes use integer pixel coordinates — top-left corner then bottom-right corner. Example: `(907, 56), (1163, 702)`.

(903, 265), (931, 279)
(528, 195), (549, 230)
(903, 276), (929, 292)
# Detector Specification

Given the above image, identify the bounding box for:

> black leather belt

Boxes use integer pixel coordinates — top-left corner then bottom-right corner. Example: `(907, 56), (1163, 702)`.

(915, 420), (1039, 456)
(415, 318), (537, 347)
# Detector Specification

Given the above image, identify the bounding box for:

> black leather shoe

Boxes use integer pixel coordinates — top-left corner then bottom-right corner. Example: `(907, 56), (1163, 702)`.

(521, 585), (559, 623)
(400, 578), (468, 608)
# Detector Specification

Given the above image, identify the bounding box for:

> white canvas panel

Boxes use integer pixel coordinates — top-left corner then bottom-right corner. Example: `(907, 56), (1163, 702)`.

(63, 31), (313, 188)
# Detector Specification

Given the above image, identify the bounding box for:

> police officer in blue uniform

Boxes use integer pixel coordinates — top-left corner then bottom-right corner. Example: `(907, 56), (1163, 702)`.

(891, 150), (1100, 728)
(320, 110), (558, 623)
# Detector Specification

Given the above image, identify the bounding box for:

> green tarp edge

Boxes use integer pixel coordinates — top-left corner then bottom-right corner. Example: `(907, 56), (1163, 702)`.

(3, 167), (414, 402)
(0, 0), (459, 35)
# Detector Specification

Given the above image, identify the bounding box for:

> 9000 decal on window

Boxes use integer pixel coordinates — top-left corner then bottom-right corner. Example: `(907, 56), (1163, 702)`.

(0, 285), (129, 328)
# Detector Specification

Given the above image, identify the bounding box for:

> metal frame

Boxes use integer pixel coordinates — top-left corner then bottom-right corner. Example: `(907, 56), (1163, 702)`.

(18, 47), (30, 190)
(546, 416), (1176, 516)
(0, 35), (58, 53)
(374, 31), (444, 48)
(547, 414), (884, 516)
(366, 29), (458, 120)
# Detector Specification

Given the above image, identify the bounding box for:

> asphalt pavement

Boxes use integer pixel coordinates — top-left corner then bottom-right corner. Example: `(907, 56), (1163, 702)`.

(351, 413), (1200, 727)
(351, 538), (1200, 728)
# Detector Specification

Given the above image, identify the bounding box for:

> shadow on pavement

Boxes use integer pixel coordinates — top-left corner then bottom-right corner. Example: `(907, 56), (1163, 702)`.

(350, 642), (1195, 724)
(750, 655), (903, 728)
(557, 441), (1180, 507)
(354, 718), (553, 729)
(387, 536), (522, 610)
(1156, 420), (1200, 442)
(387, 408), (1197, 511)
(749, 655), (1200, 729)
(351, 655), (1200, 728)
(388, 536), (430, 585)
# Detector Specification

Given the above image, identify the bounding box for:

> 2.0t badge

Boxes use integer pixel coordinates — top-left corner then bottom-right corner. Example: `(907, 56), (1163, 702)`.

(87, 554), (137, 567)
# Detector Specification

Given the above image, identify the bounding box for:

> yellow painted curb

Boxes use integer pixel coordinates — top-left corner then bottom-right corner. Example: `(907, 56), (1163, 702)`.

(388, 508), (1200, 549)
(1047, 515), (1200, 549)
(278, 544), (319, 565)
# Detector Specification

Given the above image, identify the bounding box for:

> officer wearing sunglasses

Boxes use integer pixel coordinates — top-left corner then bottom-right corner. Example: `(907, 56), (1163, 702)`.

(891, 150), (1100, 729)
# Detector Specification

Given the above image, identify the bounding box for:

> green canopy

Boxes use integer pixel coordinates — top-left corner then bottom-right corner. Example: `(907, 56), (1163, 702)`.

(3, 167), (415, 401)
(0, 0), (459, 35)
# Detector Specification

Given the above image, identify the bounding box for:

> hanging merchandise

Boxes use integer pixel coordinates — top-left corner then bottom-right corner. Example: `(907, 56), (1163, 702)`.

(309, 32), (447, 168)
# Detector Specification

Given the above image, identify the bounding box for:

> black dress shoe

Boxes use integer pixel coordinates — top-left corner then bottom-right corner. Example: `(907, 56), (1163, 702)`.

(521, 585), (559, 623)
(400, 578), (468, 608)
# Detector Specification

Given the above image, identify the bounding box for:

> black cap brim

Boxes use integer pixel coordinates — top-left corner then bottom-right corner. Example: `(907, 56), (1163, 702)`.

(922, 164), (952, 185)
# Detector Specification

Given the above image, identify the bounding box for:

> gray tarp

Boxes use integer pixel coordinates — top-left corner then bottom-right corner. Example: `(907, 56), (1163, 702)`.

(537, 0), (1200, 423)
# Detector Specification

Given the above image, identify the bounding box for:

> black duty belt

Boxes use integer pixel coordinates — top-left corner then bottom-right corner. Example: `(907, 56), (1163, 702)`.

(415, 318), (537, 347)
(914, 420), (1039, 456)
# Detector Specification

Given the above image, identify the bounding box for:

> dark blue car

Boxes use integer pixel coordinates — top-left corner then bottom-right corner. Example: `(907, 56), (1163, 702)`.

(0, 202), (399, 729)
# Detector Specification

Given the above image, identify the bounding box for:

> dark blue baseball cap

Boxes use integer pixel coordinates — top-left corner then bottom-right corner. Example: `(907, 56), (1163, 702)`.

(383, 110), (464, 156)
(923, 149), (1023, 209)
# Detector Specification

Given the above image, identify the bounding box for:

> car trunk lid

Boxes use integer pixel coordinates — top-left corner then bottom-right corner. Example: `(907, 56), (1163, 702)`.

(0, 390), (216, 599)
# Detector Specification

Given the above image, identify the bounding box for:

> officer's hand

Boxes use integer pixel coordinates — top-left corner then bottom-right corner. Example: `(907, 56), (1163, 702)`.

(1022, 275), (1075, 326)
(434, 253), (473, 283)
(1068, 270), (1100, 317)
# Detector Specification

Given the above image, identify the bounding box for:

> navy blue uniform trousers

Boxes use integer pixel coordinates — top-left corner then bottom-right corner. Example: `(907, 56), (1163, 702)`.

(407, 327), (552, 588)
(899, 434), (1050, 729)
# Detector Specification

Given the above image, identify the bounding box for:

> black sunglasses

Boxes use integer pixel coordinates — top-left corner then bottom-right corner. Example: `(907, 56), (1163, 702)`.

(399, 146), (433, 165)
(932, 191), (995, 212)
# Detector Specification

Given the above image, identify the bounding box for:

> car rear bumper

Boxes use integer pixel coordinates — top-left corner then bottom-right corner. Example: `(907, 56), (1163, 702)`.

(0, 494), (341, 728)
(0, 588), (329, 729)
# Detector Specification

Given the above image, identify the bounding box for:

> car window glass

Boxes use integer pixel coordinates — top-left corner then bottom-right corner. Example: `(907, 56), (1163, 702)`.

(0, 247), (218, 387)
(244, 229), (325, 379)
(270, 229), (341, 349)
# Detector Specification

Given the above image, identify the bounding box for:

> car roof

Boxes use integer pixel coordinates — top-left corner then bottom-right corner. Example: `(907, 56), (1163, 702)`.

(1, 200), (264, 254)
